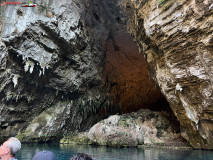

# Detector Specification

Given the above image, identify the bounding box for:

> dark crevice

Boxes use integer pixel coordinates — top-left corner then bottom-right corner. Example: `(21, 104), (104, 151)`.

(93, 13), (100, 22)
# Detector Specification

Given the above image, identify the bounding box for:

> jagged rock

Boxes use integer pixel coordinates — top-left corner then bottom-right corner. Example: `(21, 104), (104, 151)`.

(126, 0), (213, 149)
(0, 0), (115, 142)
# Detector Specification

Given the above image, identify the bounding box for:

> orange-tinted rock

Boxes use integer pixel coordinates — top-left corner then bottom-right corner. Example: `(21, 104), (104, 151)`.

(104, 31), (167, 113)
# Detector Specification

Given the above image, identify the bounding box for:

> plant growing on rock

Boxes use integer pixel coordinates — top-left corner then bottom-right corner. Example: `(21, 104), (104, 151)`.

(157, 0), (168, 6)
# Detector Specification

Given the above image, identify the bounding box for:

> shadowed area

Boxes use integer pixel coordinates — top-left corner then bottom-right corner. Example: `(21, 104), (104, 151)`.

(104, 31), (170, 113)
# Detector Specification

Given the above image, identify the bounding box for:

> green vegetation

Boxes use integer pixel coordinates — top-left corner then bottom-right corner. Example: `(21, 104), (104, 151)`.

(16, 133), (26, 141)
(60, 134), (92, 144)
(157, 0), (168, 6)
(118, 117), (129, 127)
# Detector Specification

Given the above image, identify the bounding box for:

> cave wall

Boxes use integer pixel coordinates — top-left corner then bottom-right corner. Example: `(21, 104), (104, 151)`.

(126, 0), (213, 149)
(0, 0), (116, 142)
(0, 0), (171, 142)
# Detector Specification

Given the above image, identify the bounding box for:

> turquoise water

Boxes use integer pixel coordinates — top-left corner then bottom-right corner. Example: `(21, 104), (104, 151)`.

(16, 143), (213, 160)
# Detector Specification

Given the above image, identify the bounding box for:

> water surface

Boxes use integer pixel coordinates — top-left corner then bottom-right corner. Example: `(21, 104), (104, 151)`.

(16, 143), (213, 160)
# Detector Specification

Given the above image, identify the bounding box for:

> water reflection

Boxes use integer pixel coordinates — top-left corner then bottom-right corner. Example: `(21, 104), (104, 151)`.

(16, 143), (213, 160)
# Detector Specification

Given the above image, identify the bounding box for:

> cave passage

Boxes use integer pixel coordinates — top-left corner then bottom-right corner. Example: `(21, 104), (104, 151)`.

(104, 31), (171, 114)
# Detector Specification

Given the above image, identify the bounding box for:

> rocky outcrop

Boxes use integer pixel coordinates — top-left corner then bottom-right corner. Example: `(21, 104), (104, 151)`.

(126, 0), (213, 149)
(61, 109), (189, 148)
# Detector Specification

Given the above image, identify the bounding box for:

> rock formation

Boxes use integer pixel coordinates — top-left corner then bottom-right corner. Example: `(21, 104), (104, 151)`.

(3, 0), (212, 150)
(126, 0), (213, 149)
(0, 0), (166, 142)
(0, 0), (114, 141)
(76, 109), (188, 148)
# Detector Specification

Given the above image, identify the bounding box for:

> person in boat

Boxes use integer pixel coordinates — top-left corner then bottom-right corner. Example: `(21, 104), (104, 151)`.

(0, 137), (21, 160)
(32, 151), (56, 160)
(70, 153), (95, 160)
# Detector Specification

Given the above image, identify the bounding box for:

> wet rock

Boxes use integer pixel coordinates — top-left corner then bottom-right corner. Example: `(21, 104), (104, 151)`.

(60, 132), (92, 145)
(126, 0), (213, 149)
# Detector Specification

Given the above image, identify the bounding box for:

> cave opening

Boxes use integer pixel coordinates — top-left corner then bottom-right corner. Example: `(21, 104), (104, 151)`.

(103, 30), (180, 133)
(104, 31), (172, 113)
(96, 0), (172, 114)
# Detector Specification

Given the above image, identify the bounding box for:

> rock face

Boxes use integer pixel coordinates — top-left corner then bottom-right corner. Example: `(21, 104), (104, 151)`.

(0, 0), (115, 141)
(126, 0), (213, 148)
(0, 0), (167, 142)
(87, 110), (179, 146)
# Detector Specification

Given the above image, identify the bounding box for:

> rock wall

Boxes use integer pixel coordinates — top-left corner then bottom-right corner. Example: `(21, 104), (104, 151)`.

(0, 0), (115, 142)
(126, 0), (213, 149)
(86, 109), (186, 147)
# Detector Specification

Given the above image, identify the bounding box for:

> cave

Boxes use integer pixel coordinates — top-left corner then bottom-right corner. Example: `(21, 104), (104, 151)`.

(0, 0), (180, 141)
(103, 29), (171, 114)
(1, 0), (212, 150)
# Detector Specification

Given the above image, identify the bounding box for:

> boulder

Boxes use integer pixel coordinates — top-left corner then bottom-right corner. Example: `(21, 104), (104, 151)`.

(86, 109), (188, 147)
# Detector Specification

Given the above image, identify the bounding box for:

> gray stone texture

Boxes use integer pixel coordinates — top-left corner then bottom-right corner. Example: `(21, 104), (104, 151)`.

(0, 0), (114, 142)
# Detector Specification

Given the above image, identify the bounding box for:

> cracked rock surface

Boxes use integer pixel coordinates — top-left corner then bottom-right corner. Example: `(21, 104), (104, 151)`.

(0, 0), (114, 142)
(126, 0), (213, 149)
(87, 109), (186, 147)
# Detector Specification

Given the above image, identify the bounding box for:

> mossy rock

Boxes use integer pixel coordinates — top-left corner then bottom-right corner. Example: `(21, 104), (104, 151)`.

(157, 0), (169, 6)
(60, 133), (93, 145)
(118, 117), (129, 127)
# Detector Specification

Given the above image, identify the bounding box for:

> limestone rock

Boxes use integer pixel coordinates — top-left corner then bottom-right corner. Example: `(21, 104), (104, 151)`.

(46, 11), (54, 18)
(126, 0), (213, 149)
(86, 109), (187, 147)
(0, 0), (113, 142)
